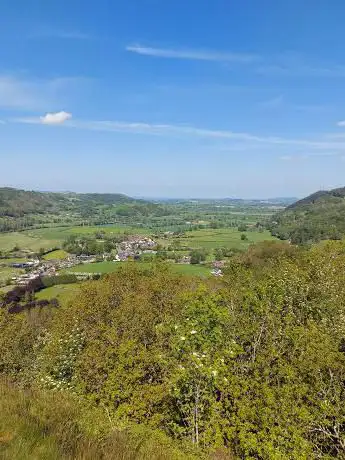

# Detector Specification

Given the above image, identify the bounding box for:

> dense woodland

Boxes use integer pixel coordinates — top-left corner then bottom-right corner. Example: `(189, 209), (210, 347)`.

(268, 186), (345, 244)
(2, 240), (345, 458)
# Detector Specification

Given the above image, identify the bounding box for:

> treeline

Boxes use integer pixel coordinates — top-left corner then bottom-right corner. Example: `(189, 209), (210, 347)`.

(2, 240), (345, 457)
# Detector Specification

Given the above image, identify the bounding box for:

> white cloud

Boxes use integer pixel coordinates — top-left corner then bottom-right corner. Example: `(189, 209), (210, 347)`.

(126, 44), (258, 63)
(40, 111), (72, 125)
(337, 120), (345, 127)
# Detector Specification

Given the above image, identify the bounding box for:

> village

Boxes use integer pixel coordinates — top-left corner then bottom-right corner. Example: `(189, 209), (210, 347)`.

(3, 235), (224, 288)
(1, 235), (222, 288)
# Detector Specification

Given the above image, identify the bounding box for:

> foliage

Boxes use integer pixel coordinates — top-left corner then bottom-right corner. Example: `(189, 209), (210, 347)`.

(190, 249), (208, 264)
(2, 241), (345, 457)
(269, 186), (345, 243)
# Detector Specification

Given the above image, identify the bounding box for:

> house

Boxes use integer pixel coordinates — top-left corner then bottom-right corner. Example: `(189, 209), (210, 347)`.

(211, 268), (223, 277)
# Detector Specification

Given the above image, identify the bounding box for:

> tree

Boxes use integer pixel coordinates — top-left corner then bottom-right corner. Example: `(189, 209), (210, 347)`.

(190, 249), (207, 265)
(240, 233), (248, 241)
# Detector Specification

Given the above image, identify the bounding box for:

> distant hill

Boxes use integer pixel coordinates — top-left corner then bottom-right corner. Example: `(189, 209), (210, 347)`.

(0, 188), (167, 232)
(268, 187), (345, 243)
(0, 188), (134, 218)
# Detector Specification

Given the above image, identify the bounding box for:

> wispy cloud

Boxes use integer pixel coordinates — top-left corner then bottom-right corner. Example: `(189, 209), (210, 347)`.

(11, 115), (345, 153)
(126, 45), (345, 78)
(337, 120), (345, 127)
(126, 44), (259, 63)
(0, 75), (86, 111)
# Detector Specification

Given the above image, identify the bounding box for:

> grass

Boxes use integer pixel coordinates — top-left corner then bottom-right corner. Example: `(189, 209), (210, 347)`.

(0, 266), (23, 284)
(63, 261), (211, 277)
(0, 225), (150, 253)
(43, 249), (69, 260)
(36, 284), (80, 305)
(0, 232), (59, 253)
(25, 225), (151, 241)
(0, 257), (28, 265)
(0, 379), (197, 460)
(178, 228), (276, 250)
(0, 285), (14, 294)
(170, 264), (210, 276)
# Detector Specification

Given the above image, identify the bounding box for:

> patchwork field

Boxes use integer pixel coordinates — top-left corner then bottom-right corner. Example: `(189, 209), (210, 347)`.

(25, 225), (151, 240)
(0, 226), (152, 253)
(175, 228), (276, 250)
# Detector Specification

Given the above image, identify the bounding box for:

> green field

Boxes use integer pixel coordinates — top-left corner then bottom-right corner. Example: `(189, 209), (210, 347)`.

(64, 261), (211, 277)
(25, 225), (151, 240)
(178, 228), (276, 250)
(36, 284), (80, 304)
(0, 232), (59, 252)
(0, 225), (152, 253)
(43, 249), (69, 260)
(0, 257), (28, 265)
(0, 266), (23, 285)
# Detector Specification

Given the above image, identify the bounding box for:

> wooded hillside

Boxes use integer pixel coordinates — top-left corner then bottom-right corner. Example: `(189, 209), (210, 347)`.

(268, 186), (345, 243)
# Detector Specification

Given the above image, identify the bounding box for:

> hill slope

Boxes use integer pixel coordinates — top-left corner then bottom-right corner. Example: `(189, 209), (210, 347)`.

(268, 187), (345, 243)
(0, 188), (134, 217)
(0, 188), (166, 232)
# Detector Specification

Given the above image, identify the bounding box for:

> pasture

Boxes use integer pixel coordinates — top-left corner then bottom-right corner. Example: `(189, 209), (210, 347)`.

(177, 228), (276, 250)
(36, 284), (80, 305)
(0, 232), (58, 253)
(25, 225), (151, 240)
(0, 266), (23, 285)
(43, 249), (69, 260)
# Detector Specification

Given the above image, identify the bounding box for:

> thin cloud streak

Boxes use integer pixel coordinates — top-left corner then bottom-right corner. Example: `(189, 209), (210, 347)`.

(126, 45), (259, 63)
(11, 116), (345, 151)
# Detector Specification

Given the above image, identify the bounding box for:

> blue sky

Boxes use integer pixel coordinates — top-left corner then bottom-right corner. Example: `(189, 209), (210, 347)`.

(2, 0), (345, 198)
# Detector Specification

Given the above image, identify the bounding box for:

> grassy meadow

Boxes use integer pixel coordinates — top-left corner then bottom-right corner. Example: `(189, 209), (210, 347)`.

(0, 267), (23, 285)
(172, 228), (276, 250)
(0, 232), (59, 253)
(43, 249), (69, 260)
(36, 283), (80, 305)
